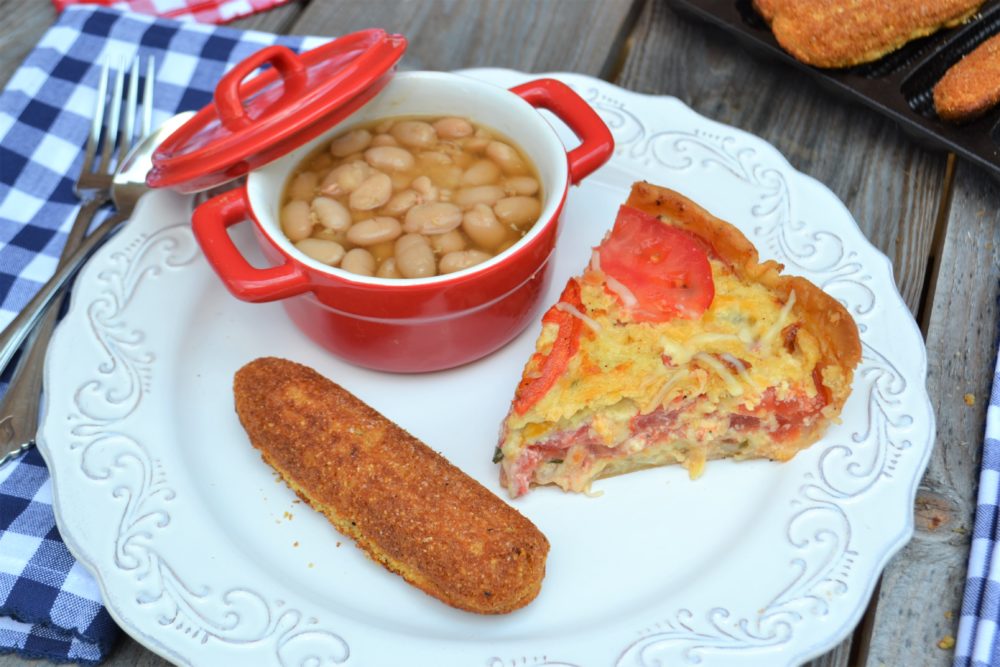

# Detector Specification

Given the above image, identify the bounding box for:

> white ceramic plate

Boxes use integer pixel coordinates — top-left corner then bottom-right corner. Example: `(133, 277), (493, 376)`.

(39, 71), (932, 667)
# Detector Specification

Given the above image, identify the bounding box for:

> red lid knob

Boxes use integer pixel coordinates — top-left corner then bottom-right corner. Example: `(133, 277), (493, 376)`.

(148, 30), (407, 193)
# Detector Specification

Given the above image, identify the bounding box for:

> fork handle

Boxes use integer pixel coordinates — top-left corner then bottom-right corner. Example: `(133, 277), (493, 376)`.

(0, 196), (108, 462)
(0, 209), (126, 378)
(0, 305), (57, 461)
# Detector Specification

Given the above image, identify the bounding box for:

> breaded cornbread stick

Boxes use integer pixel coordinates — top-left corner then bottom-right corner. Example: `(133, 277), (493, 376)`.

(934, 33), (1000, 122)
(753, 0), (984, 68)
(233, 357), (549, 614)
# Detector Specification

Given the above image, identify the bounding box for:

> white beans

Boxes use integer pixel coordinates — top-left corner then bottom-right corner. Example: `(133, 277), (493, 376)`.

(311, 196), (351, 231)
(504, 176), (539, 196)
(433, 117), (473, 139)
(462, 136), (490, 153)
(329, 129), (372, 157)
(345, 216), (402, 246)
(341, 248), (376, 276)
(430, 229), (467, 255)
(432, 165), (463, 190)
(404, 202), (463, 235)
(370, 134), (398, 147)
(390, 171), (413, 192)
(454, 185), (505, 209)
(419, 151), (452, 165)
(412, 176), (438, 202)
(349, 172), (392, 210)
(295, 238), (345, 265)
(486, 140), (527, 174)
(283, 115), (544, 280)
(288, 171), (318, 200)
(320, 161), (370, 196)
(281, 200), (313, 242)
(461, 159), (501, 186)
(439, 250), (491, 274)
(376, 257), (402, 278)
(462, 204), (507, 250)
(494, 196), (541, 228)
(312, 227), (346, 243)
(365, 146), (415, 171)
(382, 189), (421, 217)
(395, 234), (436, 278)
(391, 120), (437, 148)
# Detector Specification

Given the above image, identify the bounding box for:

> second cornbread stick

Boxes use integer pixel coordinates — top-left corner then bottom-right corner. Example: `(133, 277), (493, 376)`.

(233, 357), (549, 614)
(934, 33), (1000, 122)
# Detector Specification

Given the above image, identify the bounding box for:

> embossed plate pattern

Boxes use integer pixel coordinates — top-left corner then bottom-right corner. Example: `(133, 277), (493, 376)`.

(39, 70), (932, 667)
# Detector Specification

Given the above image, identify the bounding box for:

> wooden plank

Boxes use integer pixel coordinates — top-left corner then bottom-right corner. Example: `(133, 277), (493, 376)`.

(0, 0), (56, 89)
(0, 0), (304, 91)
(613, 1), (953, 665)
(861, 163), (1000, 666)
(225, 0), (306, 33)
(285, 0), (641, 76)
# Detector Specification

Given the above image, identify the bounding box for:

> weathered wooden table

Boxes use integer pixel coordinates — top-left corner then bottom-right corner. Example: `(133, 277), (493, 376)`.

(2, 0), (998, 665)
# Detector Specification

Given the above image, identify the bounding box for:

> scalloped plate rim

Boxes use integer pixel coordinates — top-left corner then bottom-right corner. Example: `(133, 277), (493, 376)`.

(36, 69), (934, 667)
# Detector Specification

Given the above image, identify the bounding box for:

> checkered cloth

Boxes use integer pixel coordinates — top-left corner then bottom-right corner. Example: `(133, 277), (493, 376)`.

(0, 448), (118, 664)
(53, 0), (293, 25)
(0, 6), (326, 663)
(956, 343), (1000, 666)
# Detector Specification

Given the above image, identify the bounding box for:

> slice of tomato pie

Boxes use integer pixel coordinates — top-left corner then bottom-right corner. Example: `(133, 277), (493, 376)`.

(495, 182), (861, 497)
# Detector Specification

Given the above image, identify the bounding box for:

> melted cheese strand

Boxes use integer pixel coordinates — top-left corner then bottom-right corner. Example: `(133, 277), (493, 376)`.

(642, 369), (690, 414)
(760, 290), (797, 346)
(693, 352), (744, 397)
(719, 352), (750, 380)
(555, 302), (602, 333)
(720, 352), (754, 386)
(590, 249), (602, 273)
(605, 274), (638, 308)
(686, 332), (744, 349)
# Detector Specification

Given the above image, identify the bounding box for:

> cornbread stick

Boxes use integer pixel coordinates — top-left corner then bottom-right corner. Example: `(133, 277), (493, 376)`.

(934, 33), (1000, 122)
(753, 0), (984, 68)
(233, 357), (549, 614)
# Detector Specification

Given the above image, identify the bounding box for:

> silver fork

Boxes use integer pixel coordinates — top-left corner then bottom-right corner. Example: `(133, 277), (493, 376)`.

(0, 57), (155, 467)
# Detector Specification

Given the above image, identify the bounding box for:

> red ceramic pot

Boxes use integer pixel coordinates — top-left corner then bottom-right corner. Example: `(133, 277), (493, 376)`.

(191, 71), (613, 372)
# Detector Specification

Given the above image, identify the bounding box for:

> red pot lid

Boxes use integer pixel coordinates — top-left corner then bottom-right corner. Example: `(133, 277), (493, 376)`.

(147, 30), (407, 193)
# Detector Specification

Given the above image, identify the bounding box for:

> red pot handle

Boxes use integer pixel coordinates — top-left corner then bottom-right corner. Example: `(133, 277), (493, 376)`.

(511, 79), (614, 185)
(192, 187), (311, 303)
(214, 45), (306, 131)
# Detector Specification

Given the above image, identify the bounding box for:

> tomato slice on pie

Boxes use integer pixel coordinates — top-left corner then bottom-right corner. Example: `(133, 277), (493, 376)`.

(599, 205), (714, 322)
(513, 280), (585, 416)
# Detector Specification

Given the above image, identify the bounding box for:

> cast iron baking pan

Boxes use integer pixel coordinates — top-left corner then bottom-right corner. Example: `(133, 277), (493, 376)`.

(666, 0), (1000, 179)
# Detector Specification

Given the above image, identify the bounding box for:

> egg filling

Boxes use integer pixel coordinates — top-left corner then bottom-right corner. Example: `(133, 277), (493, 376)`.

(495, 184), (861, 499)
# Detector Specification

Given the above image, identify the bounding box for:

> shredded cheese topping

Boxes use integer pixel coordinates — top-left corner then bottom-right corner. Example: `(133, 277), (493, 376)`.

(687, 332), (744, 348)
(605, 274), (638, 309)
(693, 352), (744, 397)
(556, 301), (602, 333)
(642, 369), (691, 414)
(721, 352), (754, 386)
(589, 249), (602, 273)
(760, 290), (797, 346)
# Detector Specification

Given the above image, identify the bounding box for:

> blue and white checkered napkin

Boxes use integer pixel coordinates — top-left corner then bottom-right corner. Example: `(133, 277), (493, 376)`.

(0, 6), (326, 663)
(956, 343), (1000, 666)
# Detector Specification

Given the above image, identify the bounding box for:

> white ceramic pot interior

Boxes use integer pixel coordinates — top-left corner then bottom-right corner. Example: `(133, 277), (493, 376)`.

(246, 71), (570, 285)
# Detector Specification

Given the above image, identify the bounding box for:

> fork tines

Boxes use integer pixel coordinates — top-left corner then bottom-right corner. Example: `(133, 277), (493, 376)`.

(81, 56), (155, 186)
